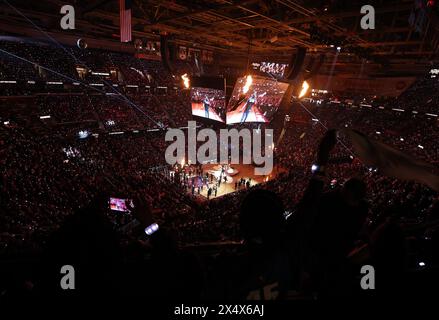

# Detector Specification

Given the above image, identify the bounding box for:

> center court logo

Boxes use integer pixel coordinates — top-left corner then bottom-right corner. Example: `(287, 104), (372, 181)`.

(165, 121), (274, 175)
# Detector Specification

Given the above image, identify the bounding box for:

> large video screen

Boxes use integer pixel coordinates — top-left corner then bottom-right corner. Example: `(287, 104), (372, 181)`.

(251, 62), (288, 78)
(191, 76), (226, 123)
(226, 76), (288, 124)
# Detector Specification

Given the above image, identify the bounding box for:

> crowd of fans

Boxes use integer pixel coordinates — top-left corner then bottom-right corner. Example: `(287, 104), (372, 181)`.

(0, 39), (438, 298)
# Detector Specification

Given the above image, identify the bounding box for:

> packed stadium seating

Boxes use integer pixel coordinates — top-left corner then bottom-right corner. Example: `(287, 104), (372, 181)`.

(0, 39), (438, 298)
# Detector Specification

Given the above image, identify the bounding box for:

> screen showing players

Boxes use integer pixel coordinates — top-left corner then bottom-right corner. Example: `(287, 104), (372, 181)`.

(251, 61), (288, 78)
(191, 87), (226, 122)
(109, 197), (133, 213)
(191, 76), (226, 123)
(226, 76), (288, 124)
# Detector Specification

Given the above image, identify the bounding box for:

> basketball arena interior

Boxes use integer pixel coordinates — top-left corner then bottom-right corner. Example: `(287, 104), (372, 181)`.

(0, 0), (439, 304)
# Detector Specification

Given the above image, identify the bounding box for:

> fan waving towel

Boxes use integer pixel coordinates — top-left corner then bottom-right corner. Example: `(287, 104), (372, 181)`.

(341, 129), (439, 192)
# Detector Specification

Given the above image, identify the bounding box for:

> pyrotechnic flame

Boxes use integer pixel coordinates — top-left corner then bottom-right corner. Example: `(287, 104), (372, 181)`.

(243, 75), (253, 94)
(298, 80), (310, 98)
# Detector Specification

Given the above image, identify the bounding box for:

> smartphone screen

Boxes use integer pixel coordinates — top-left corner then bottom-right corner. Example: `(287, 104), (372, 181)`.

(109, 197), (134, 213)
(311, 164), (320, 173)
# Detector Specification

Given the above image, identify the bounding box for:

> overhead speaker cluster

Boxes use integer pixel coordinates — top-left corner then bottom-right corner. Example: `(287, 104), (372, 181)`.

(160, 35), (175, 75)
(285, 47), (325, 81)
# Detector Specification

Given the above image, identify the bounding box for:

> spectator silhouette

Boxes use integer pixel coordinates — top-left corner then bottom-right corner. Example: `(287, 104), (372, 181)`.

(211, 189), (290, 300)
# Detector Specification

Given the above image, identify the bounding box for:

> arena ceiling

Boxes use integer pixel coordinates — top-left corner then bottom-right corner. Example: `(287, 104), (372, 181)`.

(1, 0), (439, 76)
